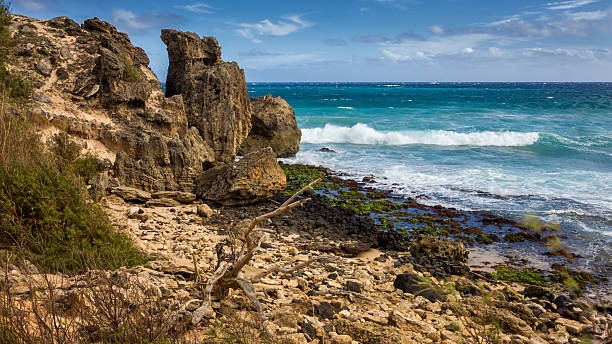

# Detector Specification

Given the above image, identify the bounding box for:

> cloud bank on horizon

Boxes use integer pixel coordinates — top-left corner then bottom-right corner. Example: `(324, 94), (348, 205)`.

(12, 0), (612, 81)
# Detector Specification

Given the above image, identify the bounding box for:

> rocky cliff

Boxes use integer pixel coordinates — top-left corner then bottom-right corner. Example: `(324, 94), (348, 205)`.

(161, 29), (251, 165)
(9, 15), (299, 198)
(239, 94), (302, 158)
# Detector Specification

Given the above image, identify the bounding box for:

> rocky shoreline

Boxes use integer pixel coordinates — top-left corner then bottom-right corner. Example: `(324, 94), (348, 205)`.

(2, 12), (611, 344)
(5, 163), (612, 343)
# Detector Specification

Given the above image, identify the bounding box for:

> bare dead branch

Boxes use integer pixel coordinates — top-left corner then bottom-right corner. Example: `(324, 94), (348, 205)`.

(193, 177), (329, 336)
(280, 177), (322, 208)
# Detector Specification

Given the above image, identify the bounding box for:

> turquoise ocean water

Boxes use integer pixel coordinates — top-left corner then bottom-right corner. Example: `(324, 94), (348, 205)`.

(248, 82), (612, 277)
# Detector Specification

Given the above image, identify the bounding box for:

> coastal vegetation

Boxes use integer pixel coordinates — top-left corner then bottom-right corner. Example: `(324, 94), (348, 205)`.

(0, 1), (145, 274)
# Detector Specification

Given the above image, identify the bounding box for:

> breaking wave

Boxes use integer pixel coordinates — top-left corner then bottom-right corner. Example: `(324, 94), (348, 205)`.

(301, 123), (540, 146)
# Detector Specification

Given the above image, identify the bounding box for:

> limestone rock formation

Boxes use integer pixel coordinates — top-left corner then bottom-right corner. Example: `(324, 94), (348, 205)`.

(239, 94), (301, 158)
(409, 235), (469, 264)
(10, 15), (215, 192)
(161, 29), (251, 164)
(195, 147), (286, 205)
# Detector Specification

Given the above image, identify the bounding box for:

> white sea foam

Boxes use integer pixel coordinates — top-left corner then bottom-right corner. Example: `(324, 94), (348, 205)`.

(336, 106), (354, 110)
(301, 123), (540, 146)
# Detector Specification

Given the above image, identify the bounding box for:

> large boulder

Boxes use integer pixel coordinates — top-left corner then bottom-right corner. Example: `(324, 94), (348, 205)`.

(409, 235), (469, 264)
(112, 126), (215, 192)
(239, 94), (301, 158)
(195, 147), (286, 205)
(161, 29), (251, 164)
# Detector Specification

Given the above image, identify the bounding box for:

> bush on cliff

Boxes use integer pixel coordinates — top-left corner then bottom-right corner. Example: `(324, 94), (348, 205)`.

(0, 1), (144, 273)
(0, 1), (31, 99)
(0, 109), (146, 273)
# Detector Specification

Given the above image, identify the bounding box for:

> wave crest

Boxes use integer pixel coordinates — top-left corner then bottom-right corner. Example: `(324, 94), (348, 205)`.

(301, 123), (540, 146)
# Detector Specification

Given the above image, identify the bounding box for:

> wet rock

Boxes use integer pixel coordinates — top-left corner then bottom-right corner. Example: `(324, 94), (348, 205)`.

(195, 147), (286, 205)
(319, 147), (336, 153)
(110, 186), (151, 203)
(161, 29), (251, 164)
(393, 273), (445, 302)
(239, 94), (301, 158)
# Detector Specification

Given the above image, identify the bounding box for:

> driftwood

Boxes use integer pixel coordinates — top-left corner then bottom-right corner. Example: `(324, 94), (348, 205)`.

(192, 178), (332, 335)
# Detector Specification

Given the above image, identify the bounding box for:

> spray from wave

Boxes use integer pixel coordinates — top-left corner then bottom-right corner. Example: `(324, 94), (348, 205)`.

(301, 123), (540, 147)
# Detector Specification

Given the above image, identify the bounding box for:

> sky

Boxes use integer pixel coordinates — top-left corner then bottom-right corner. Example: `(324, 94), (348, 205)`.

(12, 0), (612, 82)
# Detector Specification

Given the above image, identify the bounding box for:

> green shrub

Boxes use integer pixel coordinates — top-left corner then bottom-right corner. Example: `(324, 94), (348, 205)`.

(0, 0), (32, 100)
(0, 106), (146, 274)
(124, 59), (142, 82)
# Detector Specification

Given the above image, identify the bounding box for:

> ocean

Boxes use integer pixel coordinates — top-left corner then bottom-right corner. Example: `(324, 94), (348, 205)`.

(248, 82), (612, 279)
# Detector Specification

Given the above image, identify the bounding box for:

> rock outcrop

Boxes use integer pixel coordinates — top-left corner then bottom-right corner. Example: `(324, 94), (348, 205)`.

(195, 147), (286, 205)
(239, 94), (301, 158)
(161, 29), (251, 164)
(10, 15), (216, 192)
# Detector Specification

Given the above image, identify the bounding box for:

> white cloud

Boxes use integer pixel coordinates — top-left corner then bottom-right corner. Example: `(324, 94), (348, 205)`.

(428, 25), (445, 35)
(545, 0), (598, 10)
(111, 8), (182, 31)
(177, 2), (214, 14)
(235, 15), (312, 42)
(568, 10), (607, 20)
(382, 34), (496, 61)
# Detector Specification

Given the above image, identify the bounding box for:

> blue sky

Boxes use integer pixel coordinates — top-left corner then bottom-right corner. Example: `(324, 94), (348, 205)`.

(13, 0), (612, 81)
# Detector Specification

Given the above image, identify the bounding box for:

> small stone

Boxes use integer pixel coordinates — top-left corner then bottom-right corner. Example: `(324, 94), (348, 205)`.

(192, 305), (214, 324)
(394, 273), (446, 302)
(332, 334), (352, 344)
(85, 84), (100, 98)
(35, 59), (52, 76)
(555, 318), (588, 335)
(127, 206), (140, 217)
(197, 204), (213, 218)
(316, 302), (338, 319)
(345, 279), (362, 293)
(59, 47), (72, 60)
(33, 93), (52, 103)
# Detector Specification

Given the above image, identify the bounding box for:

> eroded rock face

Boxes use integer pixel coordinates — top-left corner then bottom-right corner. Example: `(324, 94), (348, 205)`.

(239, 94), (301, 158)
(161, 29), (251, 164)
(195, 147), (286, 205)
(10, 15), (216, 193)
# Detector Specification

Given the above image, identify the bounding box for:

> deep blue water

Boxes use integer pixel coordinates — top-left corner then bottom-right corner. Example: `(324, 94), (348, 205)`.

(247, 82), (612, 275)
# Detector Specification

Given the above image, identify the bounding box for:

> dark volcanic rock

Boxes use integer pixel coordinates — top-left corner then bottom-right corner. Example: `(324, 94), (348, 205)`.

(239, 94), (301, 158)
(161, 29), (251, 164)
(394, 273), (446, 302)
(195, 147), (286, 205)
